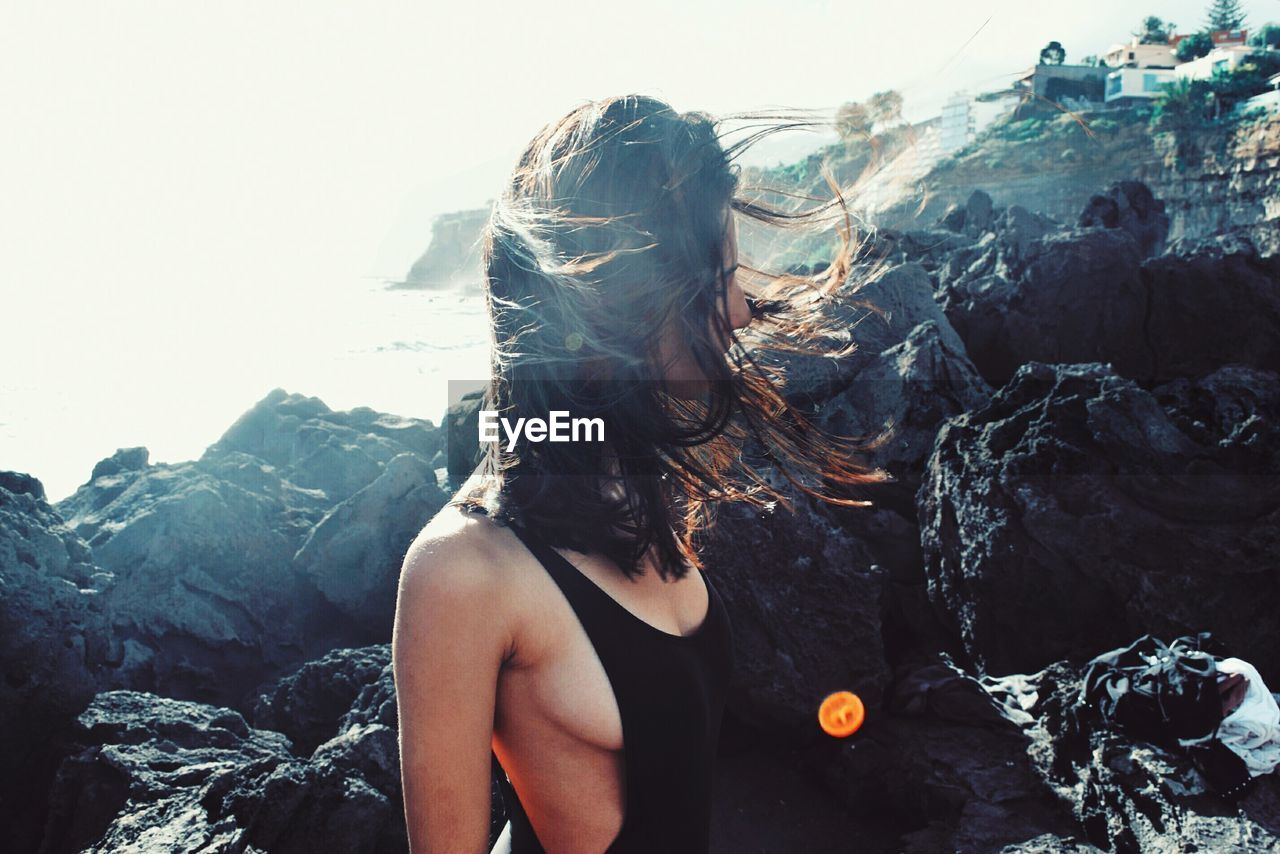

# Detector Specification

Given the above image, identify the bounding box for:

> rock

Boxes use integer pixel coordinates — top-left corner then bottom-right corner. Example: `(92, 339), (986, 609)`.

(939, 228), (1150, 389)
(52, 390), (446, 710)
(819, 656), (1081, 851)
(985, 661), (1280, 851)
(1139, 249), (1280, 383)
(919, 361), (1280, 684)
(445, 388), (485, 487)
(0, 470), (47, 500)
(940, 203), (967, 234)
(0, 474), (115, 852)
(41, 650), (510, 854)
(1078, 181), (1170, 258)
(964, 190), (995, 237)
(89, 447), (150, 481)
(252, 646), (393, 757)
(700, 474), (891, 735)
(204, 388), (442, 505)
(293, 453), (449, 637)
(397, 207), (489, 290)
(994, 205), (1056, 263)
(815, 319), (993, 485)
(777, 263), (966, 406)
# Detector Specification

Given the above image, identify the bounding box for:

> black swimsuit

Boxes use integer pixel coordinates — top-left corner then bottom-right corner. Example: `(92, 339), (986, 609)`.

(482, 511), (735, 853)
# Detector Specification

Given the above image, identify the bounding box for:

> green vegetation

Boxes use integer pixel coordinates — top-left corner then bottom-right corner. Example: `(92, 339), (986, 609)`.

(1134, 16), (1175, 45)
(1204, 0), (1247, 31)
(1176, 32), (1214, 62)
(1250, 24), (1280, 49)
(1152, 52), (1280, 132)
(1039, 41), (1066, 65)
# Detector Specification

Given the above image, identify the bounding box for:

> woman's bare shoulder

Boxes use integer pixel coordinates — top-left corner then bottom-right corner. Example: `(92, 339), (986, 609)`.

(400, 477), (526, 599)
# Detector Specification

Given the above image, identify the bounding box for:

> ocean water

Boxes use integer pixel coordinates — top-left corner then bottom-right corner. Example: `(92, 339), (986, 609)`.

(1, 282), (491, 505)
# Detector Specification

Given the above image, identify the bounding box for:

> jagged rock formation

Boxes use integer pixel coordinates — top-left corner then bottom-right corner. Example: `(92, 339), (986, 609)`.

(919, 361), (1280, 684)
(45, 389), (445, 715)
(396, 207), (490, 290)
(0, 473), (116, 854)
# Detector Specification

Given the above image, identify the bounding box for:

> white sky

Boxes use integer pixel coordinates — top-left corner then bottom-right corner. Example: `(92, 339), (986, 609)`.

(1, 0), (1274, 499)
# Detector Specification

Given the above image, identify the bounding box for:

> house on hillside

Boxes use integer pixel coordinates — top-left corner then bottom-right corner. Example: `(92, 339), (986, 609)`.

(1176, 45), (1259, 80)
(1105, 67), (1179, 104)
(1102, 39), (1176, 69)
(1104, 44), (1269, 104)
(1013, 64), (1109, 107)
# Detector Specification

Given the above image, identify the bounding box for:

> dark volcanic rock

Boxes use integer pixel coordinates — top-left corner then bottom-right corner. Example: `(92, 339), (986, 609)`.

(938, 227), (1151, 388)
(919, 361), (1280, 684)
(819, 656), (1083, 852)
(51, 389), (445, 711)
(293, 453), (448, 636)
(1139, 249), (1280, 384)
(204, 388), (442, 505)
(985, 661), (1280, 851)
(937, 211), (1280, 388)
(814, 318), (993, 486)
(42, 649), (510, 854)
(700, 476), (892, 734)
(0, 474), (115, 852)
(776, 262), (968, 406)
(252, 645), (394, 757)
(1078, 180), (1170, 258)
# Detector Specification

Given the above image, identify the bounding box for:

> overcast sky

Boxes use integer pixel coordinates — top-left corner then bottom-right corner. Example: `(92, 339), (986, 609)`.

(1, 0), (1275, 498)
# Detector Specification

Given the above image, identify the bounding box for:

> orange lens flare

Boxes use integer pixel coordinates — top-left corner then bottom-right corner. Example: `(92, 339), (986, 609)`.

(818, 691), (865, 738)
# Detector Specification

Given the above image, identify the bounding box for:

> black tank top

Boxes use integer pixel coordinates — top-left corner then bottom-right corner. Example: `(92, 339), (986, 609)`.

(484, 511), (735, 853)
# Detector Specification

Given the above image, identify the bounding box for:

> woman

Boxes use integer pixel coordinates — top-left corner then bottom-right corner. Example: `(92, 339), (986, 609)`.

(393, 94), (892, 853)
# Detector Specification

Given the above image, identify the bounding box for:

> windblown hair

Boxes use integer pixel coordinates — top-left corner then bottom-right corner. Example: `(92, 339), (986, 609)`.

(451, 94), (895, 581)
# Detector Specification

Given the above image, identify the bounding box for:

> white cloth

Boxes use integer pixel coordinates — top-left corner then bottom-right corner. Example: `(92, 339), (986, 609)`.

(1216, 657), (1280, 776)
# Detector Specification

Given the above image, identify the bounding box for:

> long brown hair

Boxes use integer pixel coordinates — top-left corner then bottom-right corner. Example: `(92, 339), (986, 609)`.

(451, 94), (894, 581)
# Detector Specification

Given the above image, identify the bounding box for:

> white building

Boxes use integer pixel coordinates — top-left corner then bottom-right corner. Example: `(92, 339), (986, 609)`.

(1104, 67), (1178, 102)
(939, 92), (975, 154)
(1104, 46), (1269, 103)
(1175, 45), (1257, 81)
(1102, 39), (1177, 69)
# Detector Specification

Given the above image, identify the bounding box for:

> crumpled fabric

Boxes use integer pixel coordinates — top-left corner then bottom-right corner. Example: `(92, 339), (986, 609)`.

(1215, 657), (1280, 776)
(1076, 632), (1253, 799)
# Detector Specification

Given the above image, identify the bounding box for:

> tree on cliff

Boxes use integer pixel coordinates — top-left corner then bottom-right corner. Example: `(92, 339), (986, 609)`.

(834, 101), (873, 142)
(1176, 31), (1214, 62)
(1135, 16), (1176, 44)
(867, 90), (904, 129)
(1039, 41), (1066, 65)
(1204, 0), (1247, 31)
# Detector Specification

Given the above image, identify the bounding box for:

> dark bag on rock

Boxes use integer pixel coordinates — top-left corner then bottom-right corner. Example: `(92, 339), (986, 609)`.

(1076, 632), (1252, 799)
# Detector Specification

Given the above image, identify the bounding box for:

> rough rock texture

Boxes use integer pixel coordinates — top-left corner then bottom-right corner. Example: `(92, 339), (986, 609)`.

(934, 207), (1280, 389)
(293, 453), (448, 636)
(251, 645), (397, 757)
(772, 262), (967, 405)
(699, 479), (893, 734)
(984, 661), (1280, 852)
(937, 226), (1151, 388)
(1077, 180), (1170, 258)
(0, 473), (116, 854)
(40, 650), (511, 854)
(819, 656), (1085, 852)
(50, 389), (444, 711)
(920, 361), (1280, 684)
